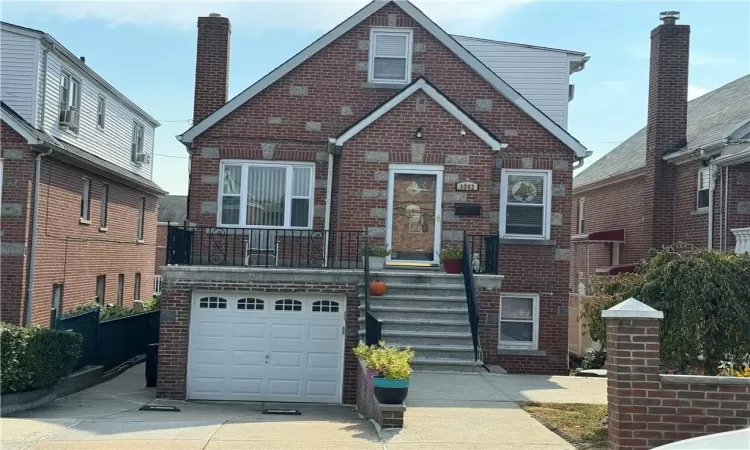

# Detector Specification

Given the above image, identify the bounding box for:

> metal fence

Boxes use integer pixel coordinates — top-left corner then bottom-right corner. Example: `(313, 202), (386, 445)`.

(166, 225), (367, 269)
(55, 308), (160, 371)
(467, 235), (500, 274)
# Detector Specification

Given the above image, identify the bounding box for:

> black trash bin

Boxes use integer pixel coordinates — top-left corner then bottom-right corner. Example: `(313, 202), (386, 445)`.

(146, 343), (158, 387)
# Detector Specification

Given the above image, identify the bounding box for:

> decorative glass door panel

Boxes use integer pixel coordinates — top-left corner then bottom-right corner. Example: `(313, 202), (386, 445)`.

(386, 169), (443, 265)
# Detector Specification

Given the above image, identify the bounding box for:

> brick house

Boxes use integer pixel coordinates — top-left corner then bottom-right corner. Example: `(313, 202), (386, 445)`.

(157, 0), (591, 403)
(571, 12), (750, 292)
(0, 22), (166, 326)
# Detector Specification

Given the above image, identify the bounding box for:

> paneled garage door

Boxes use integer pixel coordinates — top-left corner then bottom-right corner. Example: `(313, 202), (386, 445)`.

(186, 292), (345, 403)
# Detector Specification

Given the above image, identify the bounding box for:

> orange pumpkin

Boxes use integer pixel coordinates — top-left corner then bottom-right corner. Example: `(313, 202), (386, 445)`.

(369, 280), (387, 296)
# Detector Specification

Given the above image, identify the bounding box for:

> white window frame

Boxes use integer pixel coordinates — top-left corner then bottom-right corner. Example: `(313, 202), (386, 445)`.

(137, 197), (145, 241)
(97, 95), (106, 129)
(131, 122), (145, 163)
(134, 273), (141, 301)
(697, 166), (710, 210)
(499, 293), (540, 350)
(80, 178), (91, 221)
(100, 184), (109, 228)
(217, 160), (315, 230)
(59, 69), (81, 132)
(499, 169), (552, 240)
(577, 197), (585, 234)
(368, 27), (413, 85)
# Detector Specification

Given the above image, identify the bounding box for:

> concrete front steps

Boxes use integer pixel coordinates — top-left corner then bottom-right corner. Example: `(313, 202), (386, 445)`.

(358, 271), (484, 373)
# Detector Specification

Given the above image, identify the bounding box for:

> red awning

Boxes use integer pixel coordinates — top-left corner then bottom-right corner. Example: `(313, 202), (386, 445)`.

(595, 263), (638, 275)
(572, 229), (625, 243)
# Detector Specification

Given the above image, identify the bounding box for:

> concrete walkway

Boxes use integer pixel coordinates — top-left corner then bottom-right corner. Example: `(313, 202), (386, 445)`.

(1, 365), (605, 449)
(378, 371), (606, 449)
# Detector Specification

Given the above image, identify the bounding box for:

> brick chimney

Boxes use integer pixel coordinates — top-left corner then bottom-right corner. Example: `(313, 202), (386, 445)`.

(644, 11), (689, 249)
(193, 13), (231, 125)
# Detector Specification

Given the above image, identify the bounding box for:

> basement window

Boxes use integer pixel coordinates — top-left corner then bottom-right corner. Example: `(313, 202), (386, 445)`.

(697, 167), (710, 210)
(368, 28), (413, 84)
(499, 294), (539, 350)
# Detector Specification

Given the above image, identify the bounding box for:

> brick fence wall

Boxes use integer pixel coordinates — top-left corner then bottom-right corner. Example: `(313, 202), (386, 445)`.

(603, 300), (750, 450)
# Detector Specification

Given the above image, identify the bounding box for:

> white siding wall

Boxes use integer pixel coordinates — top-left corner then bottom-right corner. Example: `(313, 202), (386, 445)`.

(39, 52), (155, 180)
(455, 36), (571, 129)
(0, 28), (40, 124)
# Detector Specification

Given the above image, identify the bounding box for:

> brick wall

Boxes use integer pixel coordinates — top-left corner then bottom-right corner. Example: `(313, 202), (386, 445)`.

(604, 305), (750, 450)
(725, 162), (750, 250)
(0, 123), (34, 324)
(356, 359), (405, 428)
(0, 121), (158, 326)
(30, 156), (158, 325)
(188, 3), (576, 374)
(155, 223), (167, 273)
(157, 268), (361, 403)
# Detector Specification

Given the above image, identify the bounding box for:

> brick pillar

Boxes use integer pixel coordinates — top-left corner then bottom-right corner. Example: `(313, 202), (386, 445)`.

(602, 298), (664, 450)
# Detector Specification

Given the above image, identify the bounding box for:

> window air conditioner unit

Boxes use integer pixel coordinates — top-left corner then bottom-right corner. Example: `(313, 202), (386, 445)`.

(134, 153), (151, 164)
(60, 109), (79, 127)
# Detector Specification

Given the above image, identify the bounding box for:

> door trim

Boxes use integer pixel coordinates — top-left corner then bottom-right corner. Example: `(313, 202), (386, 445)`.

(385, 165), (444, 266)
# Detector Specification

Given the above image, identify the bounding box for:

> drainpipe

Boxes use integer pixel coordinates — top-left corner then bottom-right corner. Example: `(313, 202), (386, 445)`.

(322, 151), (335, 266)
(724, 166), (730, 251)
(25, 147), (54, 325)
(572, 150), (593, 170)
(707, 164), (719, 250)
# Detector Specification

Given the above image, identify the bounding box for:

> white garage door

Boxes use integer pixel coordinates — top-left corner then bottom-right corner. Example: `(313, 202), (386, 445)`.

(187, 292), (345, 403)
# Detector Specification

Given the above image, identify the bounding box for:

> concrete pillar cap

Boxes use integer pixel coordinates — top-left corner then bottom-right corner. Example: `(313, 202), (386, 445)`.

(601, 297), (664, 319)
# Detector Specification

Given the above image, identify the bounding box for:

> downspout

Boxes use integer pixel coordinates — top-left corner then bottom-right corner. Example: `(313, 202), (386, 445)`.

(718, 166), (723, 251)
(322, 151), (335, 266)
(25, 147), (54, 325)
(708, 164), (718, 250)
(724, 166), (729, 251)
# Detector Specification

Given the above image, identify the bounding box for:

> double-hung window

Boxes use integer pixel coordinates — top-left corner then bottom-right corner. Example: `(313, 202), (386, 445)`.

(499, 294), (539, 350)
(697, 167), (710, 210)
(100, 184), (109, 229)
(59, 70), (81, 131)
(500, 169), (552, 240)
(219, 161), (314, 229)
(97, 95), (106, 129)
(577, 198), (585, 234)
(80, 178), (91, 222)
(137, 197), (145, 241)
(368, 28), (413, 84)
(131, 122), (145, 163)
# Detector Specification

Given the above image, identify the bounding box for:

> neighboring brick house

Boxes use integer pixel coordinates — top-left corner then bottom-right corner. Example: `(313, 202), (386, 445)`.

(571, 12), (750, 292)
(0, 22), (166, 326)
(158, 0), (590, 403)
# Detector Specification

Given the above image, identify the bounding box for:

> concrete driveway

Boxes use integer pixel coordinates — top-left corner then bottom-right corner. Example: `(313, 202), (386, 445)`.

(1, 365), (381, 450)
(1, 365), (605, 450)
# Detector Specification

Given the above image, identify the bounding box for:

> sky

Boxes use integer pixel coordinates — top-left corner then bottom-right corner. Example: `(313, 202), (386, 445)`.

(2, 0), (749, 195)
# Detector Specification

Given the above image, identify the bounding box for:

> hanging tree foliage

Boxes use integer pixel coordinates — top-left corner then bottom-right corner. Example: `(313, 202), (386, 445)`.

(582, 245), (750, 375)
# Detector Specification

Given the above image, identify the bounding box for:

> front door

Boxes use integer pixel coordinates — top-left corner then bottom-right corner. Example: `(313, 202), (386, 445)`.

(386, 166), (443, 266)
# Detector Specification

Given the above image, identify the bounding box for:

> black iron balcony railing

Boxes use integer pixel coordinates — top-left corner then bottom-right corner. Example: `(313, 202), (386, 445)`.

(166, 225), (367, 269)
(467, 234), (500, 275)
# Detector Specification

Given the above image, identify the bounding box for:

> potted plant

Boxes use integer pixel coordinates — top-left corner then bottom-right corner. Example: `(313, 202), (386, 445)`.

(370, 342), (415, 404)
(353, 341), (379, 390)
(364, 245), (390, 270)
(439, 246), (463, 274)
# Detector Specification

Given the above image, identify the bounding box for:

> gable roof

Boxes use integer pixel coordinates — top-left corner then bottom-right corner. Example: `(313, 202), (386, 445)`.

(177, 0), (587, 157)
(574, 74), (750, 189)
(1, 21), (160, 127)
(1, 101), (166, 195)
(332, 78), (503, 150)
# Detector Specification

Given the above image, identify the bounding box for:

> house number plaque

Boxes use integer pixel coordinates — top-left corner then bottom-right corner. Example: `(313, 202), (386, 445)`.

(455, 181), (479, 191)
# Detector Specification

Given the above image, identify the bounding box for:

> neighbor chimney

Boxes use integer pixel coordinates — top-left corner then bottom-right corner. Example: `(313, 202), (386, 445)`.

(193, 13), (231, 125)
(643, 11), (689, 249)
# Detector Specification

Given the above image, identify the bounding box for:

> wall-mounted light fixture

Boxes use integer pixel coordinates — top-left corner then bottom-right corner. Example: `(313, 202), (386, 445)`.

(414, 127), (423, 140)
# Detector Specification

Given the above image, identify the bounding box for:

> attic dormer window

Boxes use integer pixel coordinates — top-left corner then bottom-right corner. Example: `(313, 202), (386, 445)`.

(368, 28), (413, 84)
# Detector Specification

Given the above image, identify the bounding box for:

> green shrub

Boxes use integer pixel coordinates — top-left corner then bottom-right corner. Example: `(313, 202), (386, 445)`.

(439, 246), (463, 260)
(582, 245), (750, 375)
(579, 348), (607, 370)
(368, 341), (415, 379)
(0, 323), (82, 394)
(60, 298), (161, 322)
(367, 246), (391, 257)
(59, 302), (100, 319)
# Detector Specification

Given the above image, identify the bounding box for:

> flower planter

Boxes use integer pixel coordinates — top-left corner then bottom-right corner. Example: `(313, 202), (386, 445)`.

(442, 259), (462, 274)
(373, 376), (409, 404)
(363, 256), (386, 270)
(366, 369), (379, 390)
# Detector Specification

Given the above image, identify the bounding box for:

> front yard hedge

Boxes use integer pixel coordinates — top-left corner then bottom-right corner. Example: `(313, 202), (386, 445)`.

(0, 323), (82, 394)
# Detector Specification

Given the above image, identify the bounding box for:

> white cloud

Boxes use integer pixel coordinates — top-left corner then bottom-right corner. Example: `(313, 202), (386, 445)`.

(2, 0), (534, 34)
(688, 84), (709, 100)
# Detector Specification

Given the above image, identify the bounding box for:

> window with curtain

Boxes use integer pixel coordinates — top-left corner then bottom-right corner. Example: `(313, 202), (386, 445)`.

(500, 170), (551, 239)
(219, 162), (314, 229)
(697, 167), (710, 209)
(369, 28), (412, 83)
